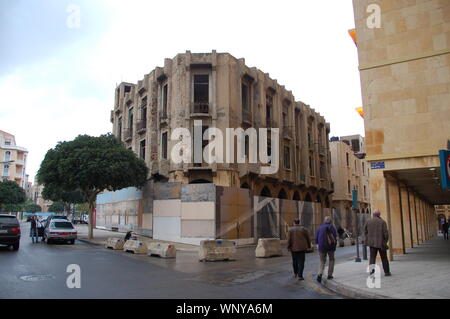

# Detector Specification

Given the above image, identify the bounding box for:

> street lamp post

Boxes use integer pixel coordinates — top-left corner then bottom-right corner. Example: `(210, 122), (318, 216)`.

(354, 208), (361, 262)
(352, 190), (361, 262)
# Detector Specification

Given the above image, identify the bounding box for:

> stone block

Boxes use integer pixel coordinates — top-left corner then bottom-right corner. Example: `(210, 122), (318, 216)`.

(105, 237), (125, 250)
(199, 239), (236, 261)
(148, 242), (176, 258)
(123, 239), (148, 254)
(255, 238), (282, 258)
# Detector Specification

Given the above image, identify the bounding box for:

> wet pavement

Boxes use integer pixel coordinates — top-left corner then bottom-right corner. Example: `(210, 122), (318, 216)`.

(0, 222), (356, 298)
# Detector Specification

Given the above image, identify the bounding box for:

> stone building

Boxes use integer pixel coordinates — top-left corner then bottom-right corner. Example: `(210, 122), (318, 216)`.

(0, 130), (28, 188)
(110, 51), (333, 204)
(352, 0), (449, 257)
(330, 135), (371, 234)
(30, 183), (51, 213)
(101, 51), (335, 245)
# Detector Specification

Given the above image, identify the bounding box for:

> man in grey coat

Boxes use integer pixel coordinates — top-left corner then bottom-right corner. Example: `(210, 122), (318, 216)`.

(364, 210), (391, 276)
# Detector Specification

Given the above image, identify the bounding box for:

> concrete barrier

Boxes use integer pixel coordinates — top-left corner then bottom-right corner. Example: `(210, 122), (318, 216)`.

(199, 239), (236, 262)
(123, 239), (148, 254)
(105, 237), (125, 250)
(344, 238), (355, 246)
(255, 238), (282, 258)
(148, 242), (176, 258)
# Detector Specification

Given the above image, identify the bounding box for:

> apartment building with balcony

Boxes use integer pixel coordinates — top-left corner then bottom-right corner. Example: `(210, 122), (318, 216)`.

(110, 51), (333, 205)
(0, 130), (28, 188)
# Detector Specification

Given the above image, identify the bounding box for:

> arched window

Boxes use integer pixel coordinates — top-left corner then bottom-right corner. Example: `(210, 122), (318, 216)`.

(304, 193), (312, 202)
(293, 191), (300, 201)
(241, 183), (250, 189)
(278, 189), (287, 199)
(260, 186), (272, 197)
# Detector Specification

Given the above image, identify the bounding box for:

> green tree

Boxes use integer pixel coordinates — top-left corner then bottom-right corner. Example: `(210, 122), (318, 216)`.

(42, 184), (85, 216)
(37, 134), (148, 239)
(48, 201), (65, 213)
(0, 180), (26, 212)
(23, 203), (42, 213)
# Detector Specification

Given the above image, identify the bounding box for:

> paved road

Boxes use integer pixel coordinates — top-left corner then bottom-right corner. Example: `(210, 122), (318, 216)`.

(0, 223), (357, 298)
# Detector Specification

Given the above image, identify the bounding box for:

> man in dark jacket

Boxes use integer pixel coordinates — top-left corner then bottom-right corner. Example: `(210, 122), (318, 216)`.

(30, 214), (39, 243)
(287, 219), (311, 281)
(442, 219), (449, 240)
(364, 210), (391, 276)
(316, 216), (337, 282)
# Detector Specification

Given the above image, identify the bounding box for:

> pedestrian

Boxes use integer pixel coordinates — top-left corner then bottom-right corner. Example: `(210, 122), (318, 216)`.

(287, 219), (312, 281)
(30, 214), (39, 243)
(364, 210), (391, 276)
(316, 216), (337, 283)
(442, 219), (449, 240)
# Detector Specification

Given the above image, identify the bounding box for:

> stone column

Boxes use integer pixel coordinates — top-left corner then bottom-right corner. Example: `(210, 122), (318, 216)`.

(400, 185), (412, 249)
(387, 177), (405, 255)
(409, 191), (418, 246)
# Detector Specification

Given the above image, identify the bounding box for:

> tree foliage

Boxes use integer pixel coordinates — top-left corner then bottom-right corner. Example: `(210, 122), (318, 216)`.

(23, 203), (42, 213)
(0, 180), (26, 208)
(37, 134), (148, 238)
(48, 201), (65, 213)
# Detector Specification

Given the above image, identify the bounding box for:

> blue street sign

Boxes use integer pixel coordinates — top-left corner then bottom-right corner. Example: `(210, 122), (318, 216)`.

(439, 150), (450, 189)
(352, 189), (358, 209)
(371, 161), (385, 169)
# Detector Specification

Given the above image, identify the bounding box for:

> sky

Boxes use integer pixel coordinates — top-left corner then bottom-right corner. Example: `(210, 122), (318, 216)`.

(0, 0), (363, 184)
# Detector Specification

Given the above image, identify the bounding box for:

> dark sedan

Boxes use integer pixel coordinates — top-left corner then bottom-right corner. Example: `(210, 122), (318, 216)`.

(0, 214), (21, 250)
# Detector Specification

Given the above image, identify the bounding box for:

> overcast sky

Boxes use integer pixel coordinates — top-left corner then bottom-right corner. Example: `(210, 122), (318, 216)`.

(0, 0), (363, 183)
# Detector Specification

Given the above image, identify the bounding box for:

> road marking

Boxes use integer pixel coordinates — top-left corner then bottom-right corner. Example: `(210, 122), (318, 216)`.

(305, 271), (336, 296)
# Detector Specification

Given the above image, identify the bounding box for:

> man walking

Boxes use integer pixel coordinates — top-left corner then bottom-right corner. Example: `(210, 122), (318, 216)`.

(316, 216), (337, 283)
(287, 219), (311, 281)
(364, 210), (391, 276)
(442, 218), (449, 240)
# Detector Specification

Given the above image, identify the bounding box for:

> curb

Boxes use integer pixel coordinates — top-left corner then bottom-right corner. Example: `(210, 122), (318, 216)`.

(77, 238), (104, 246)
(320, 277), (394, 299)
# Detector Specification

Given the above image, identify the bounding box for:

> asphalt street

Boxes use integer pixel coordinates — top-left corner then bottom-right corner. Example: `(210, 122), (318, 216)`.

(0, 222), (357, 299)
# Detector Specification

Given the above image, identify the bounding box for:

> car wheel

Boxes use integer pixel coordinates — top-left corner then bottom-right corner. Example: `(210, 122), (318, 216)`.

(12, 242), (19, 251)
(69, 239), (75, 245)
(46, 238), (52, 245)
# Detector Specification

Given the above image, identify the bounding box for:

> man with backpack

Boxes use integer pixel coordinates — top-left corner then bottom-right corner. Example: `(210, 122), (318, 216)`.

(316, 216), (337, 283)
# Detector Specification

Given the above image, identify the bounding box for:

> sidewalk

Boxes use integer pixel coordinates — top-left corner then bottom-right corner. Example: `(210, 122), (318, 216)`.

(321, 235), (450, 299)
(75, 225), (199, 251)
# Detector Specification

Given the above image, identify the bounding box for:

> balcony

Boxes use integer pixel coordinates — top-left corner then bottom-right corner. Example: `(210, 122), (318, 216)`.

(137, 120), (147, 134)
(123, 129), (133, 142)
(192, 103), (209, 115)
(265, 118), (277, 128)
(242, 109), (251, 124)
(282, 126), (293, 139)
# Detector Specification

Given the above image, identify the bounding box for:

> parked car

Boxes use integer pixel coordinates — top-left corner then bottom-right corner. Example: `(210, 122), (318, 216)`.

(43, 215), (68, 229)
(43, 219), (77, 245)
(0, 214), (21, 250)
(72, 214), (88, 224)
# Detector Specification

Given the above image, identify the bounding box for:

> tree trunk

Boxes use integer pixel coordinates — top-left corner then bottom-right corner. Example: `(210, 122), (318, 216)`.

(88, 199), (95, 240)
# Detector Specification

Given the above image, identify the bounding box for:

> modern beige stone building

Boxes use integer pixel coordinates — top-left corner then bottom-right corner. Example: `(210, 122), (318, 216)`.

(111, 51), (333, 204)
(352, 0), (450, 257)
(330, 135), (371, 233)
(0, 130), (28, 188)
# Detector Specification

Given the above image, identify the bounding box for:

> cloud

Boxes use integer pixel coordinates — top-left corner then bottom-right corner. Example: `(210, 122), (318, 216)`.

(0, 0), (364, 184)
